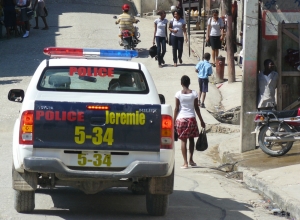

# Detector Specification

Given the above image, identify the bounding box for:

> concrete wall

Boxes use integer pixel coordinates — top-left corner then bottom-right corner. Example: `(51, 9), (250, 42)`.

(260, 0), (300, 69)
(132, 0), (177, 16)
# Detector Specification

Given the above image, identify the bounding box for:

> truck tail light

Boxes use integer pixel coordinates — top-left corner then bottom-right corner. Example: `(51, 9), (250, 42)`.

(19, 110), (34, 145)
(161, 115), (173, 149)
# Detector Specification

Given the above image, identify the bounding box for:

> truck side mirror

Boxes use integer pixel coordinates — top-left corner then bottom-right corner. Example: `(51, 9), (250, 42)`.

(159, 94), (165, 104)
(8, 89), (24, 103)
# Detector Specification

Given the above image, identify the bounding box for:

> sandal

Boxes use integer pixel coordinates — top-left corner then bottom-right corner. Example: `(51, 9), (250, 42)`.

(181, 165), (188, 169)
(212, 63), (216, 67)
(189, 162), (197, 167)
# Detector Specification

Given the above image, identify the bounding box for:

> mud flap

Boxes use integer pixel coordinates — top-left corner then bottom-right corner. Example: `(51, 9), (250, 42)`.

(147, 167), (174, 195)
(12, 164), (37, 191)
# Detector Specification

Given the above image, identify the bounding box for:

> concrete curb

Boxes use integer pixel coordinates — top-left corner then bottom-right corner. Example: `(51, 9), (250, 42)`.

(218, 138), (300, 220)
(243, 170), (300, 220)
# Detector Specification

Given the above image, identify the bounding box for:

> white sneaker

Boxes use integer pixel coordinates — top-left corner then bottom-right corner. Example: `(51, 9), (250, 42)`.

(23, 31), (29, 38)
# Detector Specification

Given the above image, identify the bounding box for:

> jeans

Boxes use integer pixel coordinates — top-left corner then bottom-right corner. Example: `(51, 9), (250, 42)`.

(155, 36), (166, 65)
(171, 35), (184, 63)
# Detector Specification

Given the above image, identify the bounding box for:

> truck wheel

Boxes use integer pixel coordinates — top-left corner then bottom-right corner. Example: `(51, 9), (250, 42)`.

(146, 193), (169, 216)
(14, 190), (35, 213)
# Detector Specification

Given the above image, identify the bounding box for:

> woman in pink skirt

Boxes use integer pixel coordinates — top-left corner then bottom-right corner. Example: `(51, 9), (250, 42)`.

(174, 75), (205, 169)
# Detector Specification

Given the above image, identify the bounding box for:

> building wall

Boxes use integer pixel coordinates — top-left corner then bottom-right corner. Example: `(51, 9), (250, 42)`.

(260, 0), (300, 69)
(132, 0), (177, 16)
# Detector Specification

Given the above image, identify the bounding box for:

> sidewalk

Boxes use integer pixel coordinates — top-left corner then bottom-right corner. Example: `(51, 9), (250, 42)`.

(188, 23), (300, 220)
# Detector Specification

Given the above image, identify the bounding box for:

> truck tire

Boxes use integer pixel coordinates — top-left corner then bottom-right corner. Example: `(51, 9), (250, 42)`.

(14, 190), (35, 213)
(146, 193), (169, 216)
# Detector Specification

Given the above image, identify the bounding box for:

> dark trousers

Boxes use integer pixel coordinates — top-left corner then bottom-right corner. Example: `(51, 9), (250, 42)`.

(155, 36), (166, 65)
(171, 35), (184, 63)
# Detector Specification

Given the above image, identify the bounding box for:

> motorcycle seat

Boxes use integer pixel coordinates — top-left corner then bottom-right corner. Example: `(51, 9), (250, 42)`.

(274, 109), (298, 118)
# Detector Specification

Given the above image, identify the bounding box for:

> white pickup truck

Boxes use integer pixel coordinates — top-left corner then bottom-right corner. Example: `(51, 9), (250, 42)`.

(9, 48), (175, 216)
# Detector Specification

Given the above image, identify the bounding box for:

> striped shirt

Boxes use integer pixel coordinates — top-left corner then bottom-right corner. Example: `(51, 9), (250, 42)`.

(116, 12), (137, 33)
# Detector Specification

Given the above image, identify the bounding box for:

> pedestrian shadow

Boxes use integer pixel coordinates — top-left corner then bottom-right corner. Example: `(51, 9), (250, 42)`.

(162, 63), (196, 68)
(136, 48), (149, 58)
(30, 188), (254, 219)
(179, 63), (197, 67)
(0, 79), (22, 85)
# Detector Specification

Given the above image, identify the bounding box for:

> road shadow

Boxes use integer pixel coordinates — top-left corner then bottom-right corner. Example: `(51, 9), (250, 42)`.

(136, 48), (149, 58)
(229, 144), (300, 172)
(0, 79), (22, 85)
(30, 187), (254, 220)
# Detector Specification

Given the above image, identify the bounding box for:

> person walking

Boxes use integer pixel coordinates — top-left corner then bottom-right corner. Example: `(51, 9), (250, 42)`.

(257, 59), (279, 110)
(206, 10), (224, 67)
(17, 0), (32, 38)
(169, 10), (187, 67)
(33, 0), (48, 30)
(176, 0), (183, 17)
(2, 0), (17, 38)
(195, 53), (213, 108)
(174, 75), (205, 169)
(153, 10), (168, 68)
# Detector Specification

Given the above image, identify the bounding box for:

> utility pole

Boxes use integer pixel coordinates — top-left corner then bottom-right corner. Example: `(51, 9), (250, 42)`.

(224, 0), (236, 83)
(240, 1), (259, 153)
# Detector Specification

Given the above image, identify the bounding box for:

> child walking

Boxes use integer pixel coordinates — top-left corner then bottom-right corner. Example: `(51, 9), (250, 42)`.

(195, 53), (213, 108)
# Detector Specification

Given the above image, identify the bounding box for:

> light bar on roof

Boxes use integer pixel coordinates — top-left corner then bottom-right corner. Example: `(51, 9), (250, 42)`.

(43, 47), (138, 59)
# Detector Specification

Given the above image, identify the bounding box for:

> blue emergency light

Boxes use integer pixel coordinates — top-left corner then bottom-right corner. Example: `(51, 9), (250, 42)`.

(43, 47), (138, 60)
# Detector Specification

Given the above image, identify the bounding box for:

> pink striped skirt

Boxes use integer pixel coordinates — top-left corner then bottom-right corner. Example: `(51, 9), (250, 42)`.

(175, 117), (199, 139)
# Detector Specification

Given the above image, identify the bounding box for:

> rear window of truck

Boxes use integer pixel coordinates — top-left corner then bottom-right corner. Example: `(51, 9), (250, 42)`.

(37, 66), (149, 94)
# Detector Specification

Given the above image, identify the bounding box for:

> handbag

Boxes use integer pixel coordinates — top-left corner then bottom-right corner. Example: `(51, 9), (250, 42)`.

(26, 8), (33, 17)
(205, 17), (213, 47)
(44, 7), (48, 17)
(196, 128), (208, 151)
(168, 32), (172, 46)
(205, 41), (211, 47)
(168, 18), (174, 46)
(174, 127), (178, 141)
(149, 45), (157, 58)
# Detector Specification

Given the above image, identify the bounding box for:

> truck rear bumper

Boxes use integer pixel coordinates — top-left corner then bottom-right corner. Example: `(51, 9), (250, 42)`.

(23, 157), (169, 180)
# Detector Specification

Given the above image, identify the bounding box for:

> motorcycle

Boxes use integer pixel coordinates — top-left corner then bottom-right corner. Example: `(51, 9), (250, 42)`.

(247, 99), (300, 156)
(120, 26), (140, 50)
(113, 16), (141, 50)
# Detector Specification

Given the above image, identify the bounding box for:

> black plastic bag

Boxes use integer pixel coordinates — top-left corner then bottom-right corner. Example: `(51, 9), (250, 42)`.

(149, 45), (157, 58)
(174, 127), (178, 141)
(196, 128), (208, 151)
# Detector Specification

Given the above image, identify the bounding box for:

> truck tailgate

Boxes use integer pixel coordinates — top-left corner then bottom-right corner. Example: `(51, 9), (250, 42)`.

(33, 101), (161, 152)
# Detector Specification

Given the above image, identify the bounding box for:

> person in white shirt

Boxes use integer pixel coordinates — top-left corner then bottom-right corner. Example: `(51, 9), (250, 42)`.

(17, 0), (32, 38)
(206, 10), (224, 66)
(174, 75), (205, 169)
(153, 10), (168, 68)
(257, 59), (278, 110)
(169, 10), (188, 67)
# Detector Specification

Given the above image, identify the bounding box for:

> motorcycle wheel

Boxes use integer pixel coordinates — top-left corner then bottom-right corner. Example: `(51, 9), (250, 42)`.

(258, 122), (293, 156)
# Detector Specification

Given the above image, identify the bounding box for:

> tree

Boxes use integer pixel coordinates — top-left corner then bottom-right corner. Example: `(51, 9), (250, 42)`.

(224, 0), (236, 83)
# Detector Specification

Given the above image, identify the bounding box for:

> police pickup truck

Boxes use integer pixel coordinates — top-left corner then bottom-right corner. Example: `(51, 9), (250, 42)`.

(8, 48), (175, 216)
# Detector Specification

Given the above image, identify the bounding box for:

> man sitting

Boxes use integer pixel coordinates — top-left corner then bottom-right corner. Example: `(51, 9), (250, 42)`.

(119, 73), (133, 87)
(115, 4), (140, 43)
